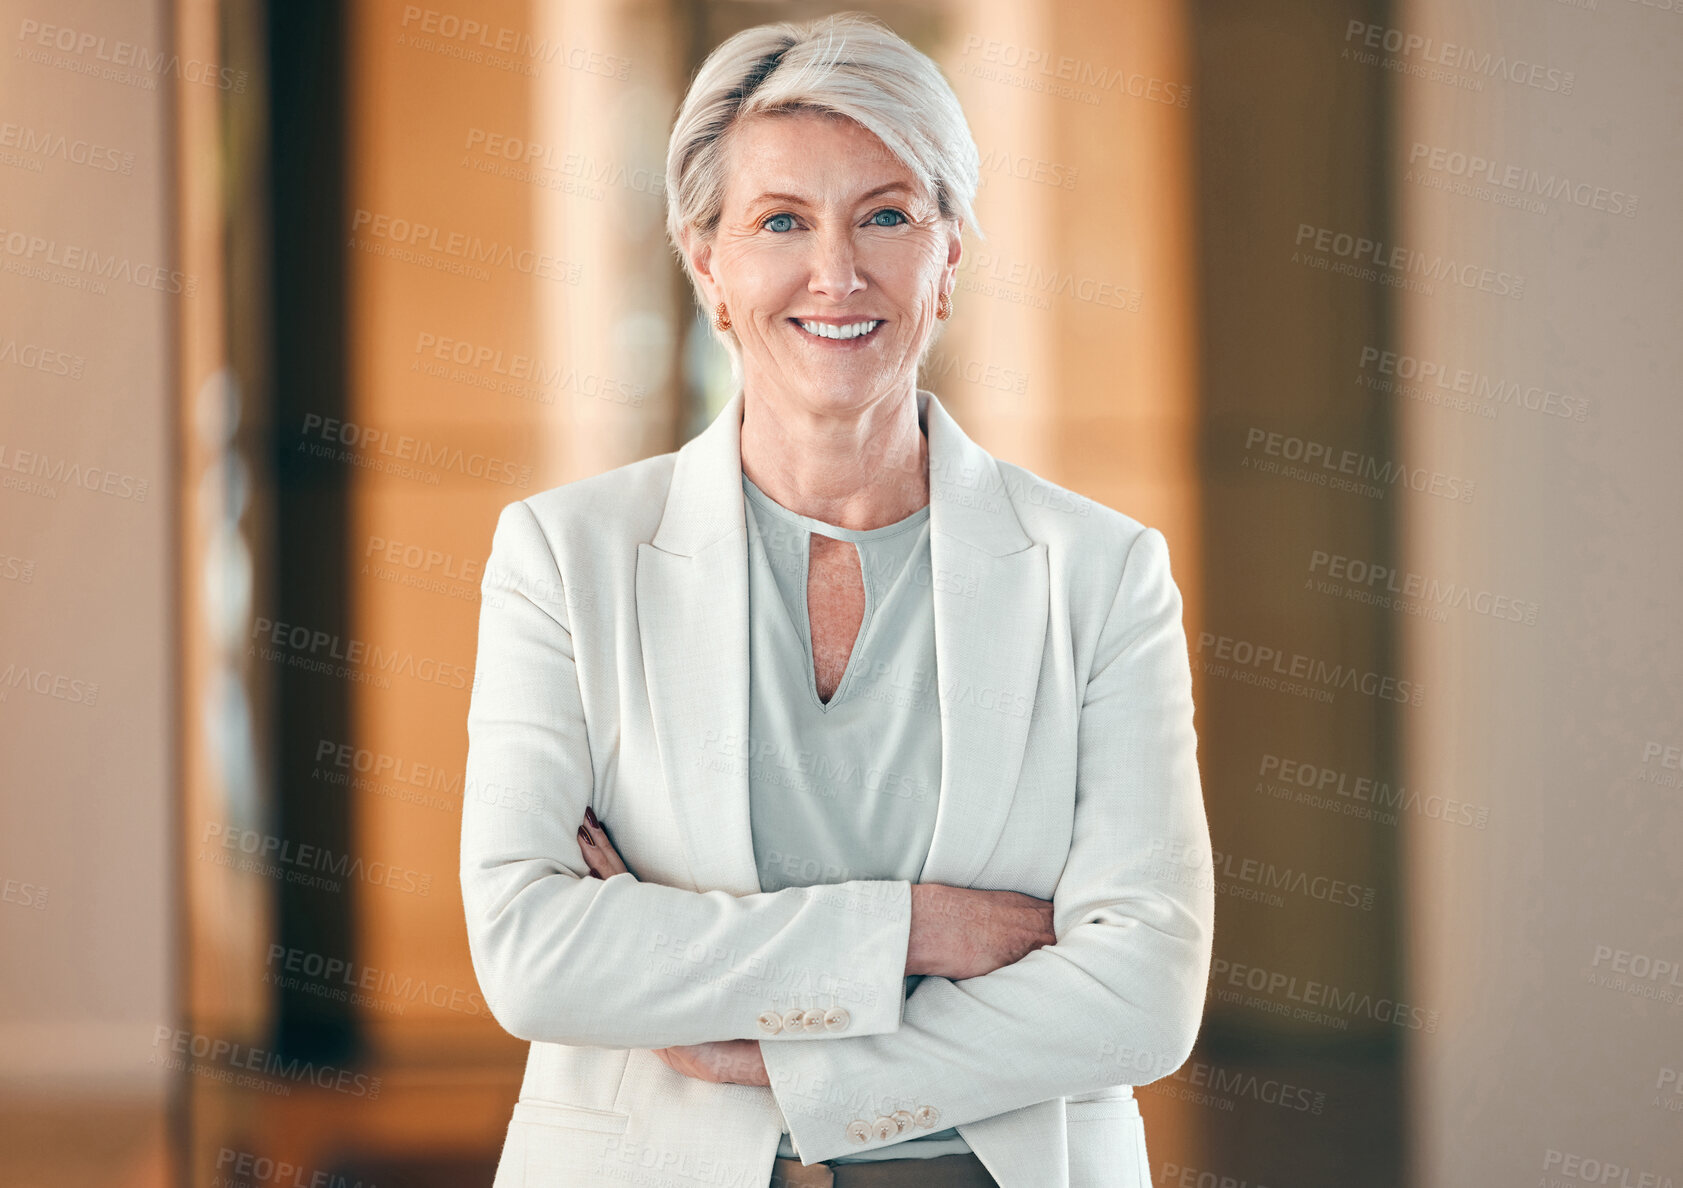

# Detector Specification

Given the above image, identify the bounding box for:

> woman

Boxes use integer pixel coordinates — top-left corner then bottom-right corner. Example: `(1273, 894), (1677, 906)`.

(461, 13), (1213, 1188)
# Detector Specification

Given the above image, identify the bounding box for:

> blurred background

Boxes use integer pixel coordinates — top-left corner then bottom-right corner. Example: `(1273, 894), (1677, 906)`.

(1, 0), (1678, 1184)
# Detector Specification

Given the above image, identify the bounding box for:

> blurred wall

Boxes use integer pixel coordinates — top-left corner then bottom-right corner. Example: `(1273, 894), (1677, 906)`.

(1395, 0), (1683, 1182)
(0, 0), (178, 1180)
(0, 0), (176, 1094)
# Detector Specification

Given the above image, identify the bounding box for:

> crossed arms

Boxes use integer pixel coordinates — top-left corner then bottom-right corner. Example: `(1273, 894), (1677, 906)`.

(460, 500), (1214, 1164)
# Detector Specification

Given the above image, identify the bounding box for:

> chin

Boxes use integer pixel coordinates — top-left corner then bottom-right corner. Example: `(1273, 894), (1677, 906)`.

(800, 374), (901, 410)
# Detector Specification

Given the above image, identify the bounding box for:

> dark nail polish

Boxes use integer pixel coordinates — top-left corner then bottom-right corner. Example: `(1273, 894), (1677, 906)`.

(585, 806), (601, 830)
(589, 869), (603, 879)
(578, 825), (592, 845)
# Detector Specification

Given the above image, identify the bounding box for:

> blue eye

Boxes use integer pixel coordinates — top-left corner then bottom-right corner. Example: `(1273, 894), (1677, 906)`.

(872, 209), (908, 227)
(763, 213), (796, 232)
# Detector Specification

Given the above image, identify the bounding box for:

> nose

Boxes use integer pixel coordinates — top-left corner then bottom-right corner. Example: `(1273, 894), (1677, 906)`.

(806, 226), (865, 302)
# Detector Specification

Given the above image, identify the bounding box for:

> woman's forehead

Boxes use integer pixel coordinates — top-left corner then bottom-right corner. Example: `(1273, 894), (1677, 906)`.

(722, 117), (926, 206)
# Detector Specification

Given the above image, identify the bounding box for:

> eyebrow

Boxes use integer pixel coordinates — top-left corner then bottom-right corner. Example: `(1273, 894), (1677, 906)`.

(747, 182), (915, 206)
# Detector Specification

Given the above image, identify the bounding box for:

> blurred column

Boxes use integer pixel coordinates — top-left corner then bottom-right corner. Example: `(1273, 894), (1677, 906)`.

(534, 0), (687, 478)
(1186, 3), (1407, 1185)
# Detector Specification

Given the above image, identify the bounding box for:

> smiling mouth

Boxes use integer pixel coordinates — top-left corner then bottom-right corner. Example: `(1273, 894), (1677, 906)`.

(790, 318), (885, 343)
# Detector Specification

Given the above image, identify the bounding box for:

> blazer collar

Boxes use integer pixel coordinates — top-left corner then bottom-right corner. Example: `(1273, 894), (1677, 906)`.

(636, 386), (1048, 897)
(650, 387), (1034, 558)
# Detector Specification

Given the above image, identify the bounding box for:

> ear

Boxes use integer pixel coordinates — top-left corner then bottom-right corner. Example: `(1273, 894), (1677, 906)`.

(678, 224), (718, 303)
(942, 218), (964, 288)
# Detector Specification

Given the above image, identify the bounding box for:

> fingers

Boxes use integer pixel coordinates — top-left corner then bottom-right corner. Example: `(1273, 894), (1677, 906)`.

(575, 824), (604, 879)
(575, 807), (630, 878)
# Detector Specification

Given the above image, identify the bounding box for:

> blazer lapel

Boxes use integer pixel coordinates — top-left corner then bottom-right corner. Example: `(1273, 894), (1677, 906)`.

(636, 388), (1047, 898)
(918, 388), (1048, 890)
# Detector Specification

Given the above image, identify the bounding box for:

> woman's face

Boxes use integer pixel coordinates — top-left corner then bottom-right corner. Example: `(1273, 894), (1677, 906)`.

(683, 110), (962, 421)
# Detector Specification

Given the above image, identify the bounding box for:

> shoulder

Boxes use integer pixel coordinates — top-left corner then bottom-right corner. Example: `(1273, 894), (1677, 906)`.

(990, 458), (1166, 587)
(491, 450), (679, 561)
(989, 460), (1183, 670)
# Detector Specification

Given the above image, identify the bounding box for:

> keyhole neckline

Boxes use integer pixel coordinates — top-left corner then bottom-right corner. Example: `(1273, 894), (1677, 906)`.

(740, 472), (929, 543)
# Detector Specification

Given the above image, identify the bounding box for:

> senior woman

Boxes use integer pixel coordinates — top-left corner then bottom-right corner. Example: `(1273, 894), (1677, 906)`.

(460, 13), (1213, 1188)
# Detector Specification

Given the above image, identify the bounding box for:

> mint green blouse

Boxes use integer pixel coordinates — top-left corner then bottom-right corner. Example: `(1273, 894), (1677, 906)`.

(741, 472), (971, 1163)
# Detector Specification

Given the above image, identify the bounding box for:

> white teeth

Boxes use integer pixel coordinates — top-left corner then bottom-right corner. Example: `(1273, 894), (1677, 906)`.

(797, 319), (881, 340)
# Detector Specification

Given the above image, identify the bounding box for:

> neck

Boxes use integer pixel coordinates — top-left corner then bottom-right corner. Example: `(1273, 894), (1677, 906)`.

(738, 383), (930, 531)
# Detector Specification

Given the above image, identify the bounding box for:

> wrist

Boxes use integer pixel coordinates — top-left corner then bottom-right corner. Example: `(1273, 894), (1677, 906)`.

(904, 883), (934, 977)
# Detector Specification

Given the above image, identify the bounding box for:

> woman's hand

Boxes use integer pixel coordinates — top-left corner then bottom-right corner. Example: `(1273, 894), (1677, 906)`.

(577, 809), (770, 1084)
(575, 806), (631, 880)
(906, 883), (1057, 980)
(576, 814), (1049, 1073)
(651, 1039), (770, 1086)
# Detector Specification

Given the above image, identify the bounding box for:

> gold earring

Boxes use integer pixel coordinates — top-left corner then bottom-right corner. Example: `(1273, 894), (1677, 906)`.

(936, 291), (952, 321)
(714, 301), (732, 331)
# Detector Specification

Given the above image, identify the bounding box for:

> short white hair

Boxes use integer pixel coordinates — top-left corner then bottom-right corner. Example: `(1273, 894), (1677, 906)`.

(663, 11), (984, 386)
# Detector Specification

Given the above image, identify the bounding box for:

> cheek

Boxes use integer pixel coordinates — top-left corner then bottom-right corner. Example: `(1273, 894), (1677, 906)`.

(873, 241), (944, 282)
(718, 243), (801, 300)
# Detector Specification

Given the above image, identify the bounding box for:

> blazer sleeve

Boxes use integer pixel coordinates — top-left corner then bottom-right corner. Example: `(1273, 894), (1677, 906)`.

(460, 499), (913, 1049)
(758, 526), (1215, 1163)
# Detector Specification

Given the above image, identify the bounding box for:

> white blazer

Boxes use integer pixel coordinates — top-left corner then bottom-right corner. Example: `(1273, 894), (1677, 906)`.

(460, 387), (1214, 1188)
